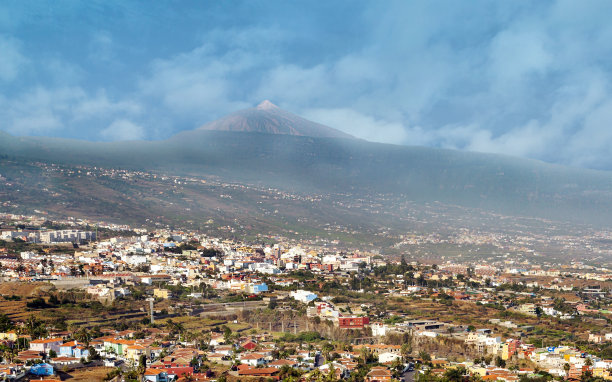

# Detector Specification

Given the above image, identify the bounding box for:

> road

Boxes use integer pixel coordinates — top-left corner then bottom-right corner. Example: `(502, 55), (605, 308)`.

(401, 370), (416, 382)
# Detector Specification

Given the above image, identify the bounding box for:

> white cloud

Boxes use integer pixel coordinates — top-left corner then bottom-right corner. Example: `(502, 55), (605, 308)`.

(0, 86), (144, 139)
(138, 27), (283, 122)
(4, 2), (612, 169)
(11, 114), (62, 135)
(303, 108), (407, 144)
(0, 35), (26, 81)
(71, 90), (141, 121)
(100, 119), (145, 141)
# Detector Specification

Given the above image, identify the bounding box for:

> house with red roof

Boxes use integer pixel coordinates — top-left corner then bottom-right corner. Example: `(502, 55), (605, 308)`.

(240, 352), (267, 366)
(144, 368), (168, 382)
(240, 339), (258, 350)
(29, 338), (63, 355)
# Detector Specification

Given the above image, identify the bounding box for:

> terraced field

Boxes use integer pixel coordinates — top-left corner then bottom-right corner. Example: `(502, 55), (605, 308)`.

(0, 282), (55, 321)
(0, 281), (53, 297)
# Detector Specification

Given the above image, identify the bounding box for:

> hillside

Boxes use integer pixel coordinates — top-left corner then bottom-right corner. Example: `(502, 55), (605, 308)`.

(2, 100), (612, 244)
(2, 128), (612, 227)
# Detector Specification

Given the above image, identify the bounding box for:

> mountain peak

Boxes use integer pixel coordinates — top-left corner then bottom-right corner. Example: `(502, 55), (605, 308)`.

(257, 100), (278, 110)
(194, 102), (354, 139)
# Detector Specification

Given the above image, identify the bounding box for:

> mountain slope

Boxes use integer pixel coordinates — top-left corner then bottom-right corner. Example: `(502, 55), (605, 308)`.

(2, 129), (612, 227)
(194, 100), (354, 139)
(1, 100), (612, 229)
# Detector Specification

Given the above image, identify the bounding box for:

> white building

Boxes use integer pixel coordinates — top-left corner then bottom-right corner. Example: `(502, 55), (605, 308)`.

(290, 290), (318, 303)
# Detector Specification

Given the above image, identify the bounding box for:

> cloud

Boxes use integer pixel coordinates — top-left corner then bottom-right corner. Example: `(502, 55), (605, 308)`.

(0, 86), (143, 139)
(10, 114), (62, 135)
(3, 1), (612, 169)
(71, 90), (141, 121)
(100, 119), (145, 141)
(303, 108), (407, 144)
(89, 30), (114, 62)
(137, 26), (286, 124)
(0, 35), (26, 81)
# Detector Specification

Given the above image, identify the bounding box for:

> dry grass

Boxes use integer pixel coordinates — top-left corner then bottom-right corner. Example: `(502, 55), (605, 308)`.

(0, 281), (53, 297)
(60, 366), (113, 381)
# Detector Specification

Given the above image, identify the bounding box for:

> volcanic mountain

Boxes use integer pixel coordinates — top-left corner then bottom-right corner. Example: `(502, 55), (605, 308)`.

(2, 102), (612, 233)
(195, 100), (354, 139)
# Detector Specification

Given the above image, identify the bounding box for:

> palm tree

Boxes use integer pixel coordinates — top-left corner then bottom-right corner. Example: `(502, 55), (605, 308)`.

(74, 327), (90, 345)
(447, 326), (455, 337)
(444, 367), (466, 382)
(307, 369), (323, 382)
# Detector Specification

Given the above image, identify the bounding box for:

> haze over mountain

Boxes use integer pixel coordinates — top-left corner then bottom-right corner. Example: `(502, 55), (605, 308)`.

(195, 100), (354, 139)
(1, 102), (612, 236)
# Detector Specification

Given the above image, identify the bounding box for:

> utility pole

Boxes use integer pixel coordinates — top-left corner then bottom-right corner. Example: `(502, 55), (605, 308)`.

(147, 298), (155, 324)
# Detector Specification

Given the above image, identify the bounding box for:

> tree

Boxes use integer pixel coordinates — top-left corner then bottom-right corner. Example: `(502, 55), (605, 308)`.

(307, 369), (323, 382)
(88, 346), (100, 361)
(138, 354), (147, 374)
(124, 369), (140, 382)
(190, 356), (199, 370)
(75, 327), (90, 345)
(401, 343), (412, 359)
(24, 315), (47, 339)
(104, 367), (122, 381)
(279, 365), (302, 380)
(48, 294), (60, 306)
(0, 314), (14, 332)
(223, 325), (233, 343)
(391, 357), (404, 378)
(49, 349), (57, 358)
(419, 351), (431, 362)
(495, 356), (506, 368)
(445, 367), (466, 382)
(418, 274), (426, 287)
(535, 306), (543, 318)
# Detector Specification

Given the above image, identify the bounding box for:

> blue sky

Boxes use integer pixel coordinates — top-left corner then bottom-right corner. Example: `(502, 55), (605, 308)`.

(2, 1), (612, 170)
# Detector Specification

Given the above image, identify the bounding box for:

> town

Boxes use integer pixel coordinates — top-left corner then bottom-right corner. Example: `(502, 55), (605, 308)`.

(0, 212), (611, 382)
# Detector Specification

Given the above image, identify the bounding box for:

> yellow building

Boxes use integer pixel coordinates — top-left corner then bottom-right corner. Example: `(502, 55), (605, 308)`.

(468, 365), (487, 377)
(153, 288), (172, 299)
(501, 343), (510, 360)
(0, 331), (18, 341)
(126, 345), (150, 363)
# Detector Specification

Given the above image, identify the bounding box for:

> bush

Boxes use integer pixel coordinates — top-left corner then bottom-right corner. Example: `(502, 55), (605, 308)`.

(26, 297), (49, 309)
(279, 331), (323, 343)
